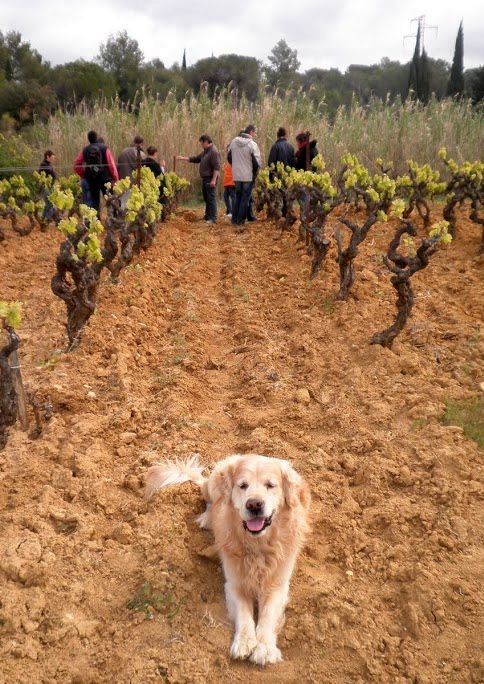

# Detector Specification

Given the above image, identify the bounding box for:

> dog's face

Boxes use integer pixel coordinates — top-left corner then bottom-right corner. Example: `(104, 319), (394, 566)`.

(208, 455), (308, 537)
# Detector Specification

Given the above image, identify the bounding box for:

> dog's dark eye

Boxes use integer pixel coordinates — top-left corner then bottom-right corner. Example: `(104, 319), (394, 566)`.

(239, 483), (249, 490)
(266, 482), (276, 489)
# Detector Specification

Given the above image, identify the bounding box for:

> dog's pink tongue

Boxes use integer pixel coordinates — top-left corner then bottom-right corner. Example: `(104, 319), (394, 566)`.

(246, 517), (265, 532)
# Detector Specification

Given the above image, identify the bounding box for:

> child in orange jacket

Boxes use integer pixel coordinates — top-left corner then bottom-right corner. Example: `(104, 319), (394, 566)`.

(222, 154), (235, 217)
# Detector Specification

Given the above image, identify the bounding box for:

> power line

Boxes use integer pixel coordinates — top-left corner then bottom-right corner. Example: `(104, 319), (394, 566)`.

(404, 15), (438, 53)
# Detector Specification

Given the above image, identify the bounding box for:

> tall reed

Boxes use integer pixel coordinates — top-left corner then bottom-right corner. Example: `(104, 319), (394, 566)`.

(23, 89), (484, 195)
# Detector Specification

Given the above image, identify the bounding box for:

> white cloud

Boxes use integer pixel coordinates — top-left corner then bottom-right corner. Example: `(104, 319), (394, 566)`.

(1, 0), (482, 71)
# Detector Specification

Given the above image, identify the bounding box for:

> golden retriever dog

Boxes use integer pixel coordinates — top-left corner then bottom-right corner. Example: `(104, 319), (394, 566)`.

(145, 454), (310, 666)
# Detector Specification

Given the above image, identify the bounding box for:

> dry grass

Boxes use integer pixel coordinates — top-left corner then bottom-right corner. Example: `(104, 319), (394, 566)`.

(23, 89), (484, 197)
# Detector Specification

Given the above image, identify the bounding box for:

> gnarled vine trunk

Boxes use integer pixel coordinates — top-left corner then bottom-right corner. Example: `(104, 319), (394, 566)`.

(0, 325), (19, 450)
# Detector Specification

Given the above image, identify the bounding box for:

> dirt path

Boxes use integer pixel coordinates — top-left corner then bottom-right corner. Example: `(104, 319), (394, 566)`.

(0, 211), (483, 683)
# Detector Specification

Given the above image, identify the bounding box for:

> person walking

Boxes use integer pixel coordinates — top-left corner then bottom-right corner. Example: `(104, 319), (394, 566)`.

(117, 135), (146, 180)
(222, 147), (236, 219)
(294, 131), (319, 171)
(228, 124), (262, 227)
(74, 130), (119, 217)
(38, 150), (56, 222)
(177, 134), (221, 224)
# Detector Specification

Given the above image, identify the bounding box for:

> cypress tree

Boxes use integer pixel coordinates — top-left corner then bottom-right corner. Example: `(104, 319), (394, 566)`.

(407, 21), (421, 98)
(447, 21), (464, 97)
(419, 48), (431, 103)
(182, 49), (187, 71)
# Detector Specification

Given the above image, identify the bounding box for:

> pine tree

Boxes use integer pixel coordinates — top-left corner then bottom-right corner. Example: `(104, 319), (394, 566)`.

(182, 48), (187, 72)
(447, 21), (464, 97)
(407, 21), (421, 98)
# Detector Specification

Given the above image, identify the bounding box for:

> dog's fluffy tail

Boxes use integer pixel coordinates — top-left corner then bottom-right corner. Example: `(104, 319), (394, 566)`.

(144, 454), (206, 501)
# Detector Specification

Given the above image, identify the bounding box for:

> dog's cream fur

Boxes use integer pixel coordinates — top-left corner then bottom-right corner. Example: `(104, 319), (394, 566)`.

(145, 453), (310, 666)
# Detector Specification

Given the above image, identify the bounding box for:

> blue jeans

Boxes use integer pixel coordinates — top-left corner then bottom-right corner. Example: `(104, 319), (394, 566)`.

(42, 190), (55, 221)
(232, 181), (254, 225)
(202, 178), (217, 222)
(81, 178), (93, 208)
(223, 186), (235, 215)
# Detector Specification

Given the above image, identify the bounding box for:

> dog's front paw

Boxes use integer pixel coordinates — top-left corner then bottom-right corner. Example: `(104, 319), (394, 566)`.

(230, 630), (258, 660)
(250, 642), (282, 666)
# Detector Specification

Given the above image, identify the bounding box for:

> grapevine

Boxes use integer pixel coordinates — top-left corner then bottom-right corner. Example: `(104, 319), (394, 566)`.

(371, 220), (452, 348)
(397, 161), (447, 228)
(50, 201), (106, 349)
(439, 148), (484, 252)
(0, 301), (22, 449)
(334, 155), (400, 300)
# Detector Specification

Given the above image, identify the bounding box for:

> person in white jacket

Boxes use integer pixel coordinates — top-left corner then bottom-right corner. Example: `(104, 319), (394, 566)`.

(228, 125), (262, 226)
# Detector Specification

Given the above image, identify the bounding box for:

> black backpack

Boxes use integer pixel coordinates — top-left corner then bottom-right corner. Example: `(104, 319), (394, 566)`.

(83, 143), (104, 178)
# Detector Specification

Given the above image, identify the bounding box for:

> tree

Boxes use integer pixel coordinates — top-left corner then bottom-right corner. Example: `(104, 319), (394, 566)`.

(427, 58), (450, 98)
(465, 66), (484, 103)
(139, 59), (187, 99)
(186, 54), (261, 100)
(407, 21), (421, 98)
(52, 61), (117, 105)
(420, 49), (431, 103)
(0, 31), (50, 83)
(98, 31), (144, 102)
(182, 49), (187, 72)
(447, 21), (464, 97)
(0, 80), (55, 124)
(266, 39), (300, 88)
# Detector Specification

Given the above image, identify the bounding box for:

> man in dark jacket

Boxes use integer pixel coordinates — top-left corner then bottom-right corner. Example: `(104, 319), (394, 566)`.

(268, 128), (295, 169)
(267, 127), (295, 217)
(39, 150), (56, 180)
(177, 134), (221, 224)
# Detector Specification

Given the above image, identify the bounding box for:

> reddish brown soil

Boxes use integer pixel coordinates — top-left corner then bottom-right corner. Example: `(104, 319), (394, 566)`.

(0, 208), (483, 683)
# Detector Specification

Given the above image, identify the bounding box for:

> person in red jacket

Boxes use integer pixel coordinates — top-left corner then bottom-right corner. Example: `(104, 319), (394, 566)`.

(73, 130), (119, 216)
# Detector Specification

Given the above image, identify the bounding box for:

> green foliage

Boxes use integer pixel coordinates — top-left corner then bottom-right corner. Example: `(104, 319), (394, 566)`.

(0, 30), (48, 82)
(0, 174), (44, 227)
(55, 204), (104, 263)
(0, 301), (22, 328)
(0, 80), (55, 124)
(186, 54), (261, 101)
(465, 66), (484, 104)
(127, 582), (185, 619)
(442, 396), (483, 448)
(428, 219), (453, 245)
(112, 166), (165, 225)
(0, 132), (34, 176)
(51, 60), (117, 105)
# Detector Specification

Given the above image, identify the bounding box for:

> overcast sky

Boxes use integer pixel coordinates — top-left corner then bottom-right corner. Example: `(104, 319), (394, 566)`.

(1, 0), (483, 71)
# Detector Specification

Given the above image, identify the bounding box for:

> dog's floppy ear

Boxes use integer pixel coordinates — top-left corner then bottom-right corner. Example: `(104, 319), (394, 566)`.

(279, 460), (311, 510)
(206, 455), (240, 503)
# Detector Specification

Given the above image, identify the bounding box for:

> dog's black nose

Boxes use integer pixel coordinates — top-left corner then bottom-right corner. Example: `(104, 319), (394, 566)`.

(246, 498), (264, 514)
